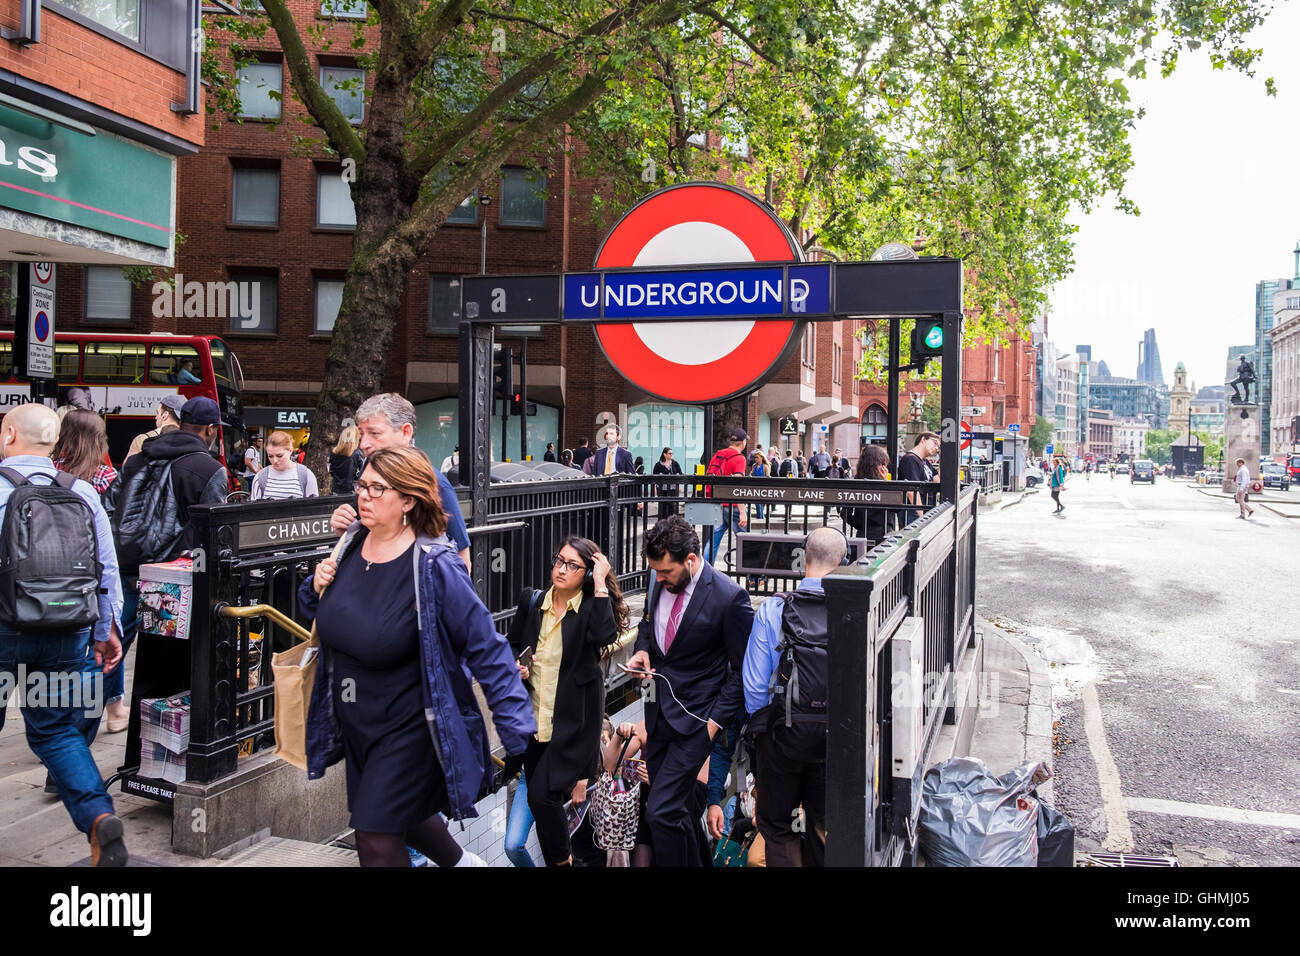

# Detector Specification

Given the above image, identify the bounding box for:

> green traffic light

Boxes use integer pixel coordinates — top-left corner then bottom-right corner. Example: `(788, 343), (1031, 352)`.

(924, 325), (944, 349)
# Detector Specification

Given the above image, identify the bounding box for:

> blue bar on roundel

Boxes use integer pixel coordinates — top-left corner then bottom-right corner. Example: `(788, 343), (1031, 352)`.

(787, 263), (832, 316)
(564, 274), (602, 320)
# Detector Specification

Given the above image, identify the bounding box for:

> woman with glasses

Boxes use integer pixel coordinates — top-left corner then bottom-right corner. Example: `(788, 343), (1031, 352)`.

(298, 446), (534, 867)
(502, 536), (629, 866)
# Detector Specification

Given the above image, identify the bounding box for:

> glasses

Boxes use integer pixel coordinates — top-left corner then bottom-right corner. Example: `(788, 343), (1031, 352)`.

(552, 555), (585, 574)
(355, 480), (395, 499)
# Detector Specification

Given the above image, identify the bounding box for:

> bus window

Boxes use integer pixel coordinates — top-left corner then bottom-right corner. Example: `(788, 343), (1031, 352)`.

(150, 344), (201, 385)
(83, 342), (146, 384)
(54, 343), (79, 381)
(0, 341), (11, 379)
(209, 339), (240, 390)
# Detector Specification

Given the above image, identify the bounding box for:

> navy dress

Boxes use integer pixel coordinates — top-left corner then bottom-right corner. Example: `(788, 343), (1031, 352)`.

(315, 535), (442, 831)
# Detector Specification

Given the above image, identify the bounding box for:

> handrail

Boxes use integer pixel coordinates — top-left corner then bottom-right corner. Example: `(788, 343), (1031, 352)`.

(217, 603), (311, 643)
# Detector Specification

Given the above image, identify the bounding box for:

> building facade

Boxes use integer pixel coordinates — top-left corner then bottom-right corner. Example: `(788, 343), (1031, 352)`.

(1168, 361), (1191, 437)
(1055, 352), (1079, 457)
(0, 0), (203, 319)
(1270, 283), (1300, 454)
(1085, 408), (1114, 460)
(1136, 327), (1165, 387)
(1088, 375), (1165, 428)
(1114, 418), (1149, 460)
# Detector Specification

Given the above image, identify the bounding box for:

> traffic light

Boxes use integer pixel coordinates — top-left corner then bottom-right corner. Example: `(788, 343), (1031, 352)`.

(493, 347), (513, 411)
(510, 392), (538, 416)
(910, 318), (944, 364)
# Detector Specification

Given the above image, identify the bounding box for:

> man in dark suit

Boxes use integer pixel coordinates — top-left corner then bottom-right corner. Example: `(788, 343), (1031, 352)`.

(626, 516), (754, 866)
(586, 423), (636, 475)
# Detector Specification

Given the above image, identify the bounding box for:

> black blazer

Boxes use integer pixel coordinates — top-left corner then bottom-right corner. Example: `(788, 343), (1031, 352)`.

(506, 586), (619, 794)
(634, 562), (754, 737)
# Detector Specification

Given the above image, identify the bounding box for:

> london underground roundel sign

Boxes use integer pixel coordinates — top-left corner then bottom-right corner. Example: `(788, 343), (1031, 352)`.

(593, 182), (805, 403)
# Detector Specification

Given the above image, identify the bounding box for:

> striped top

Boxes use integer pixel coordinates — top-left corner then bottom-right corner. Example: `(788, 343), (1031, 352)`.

(256, 467), (304, 500)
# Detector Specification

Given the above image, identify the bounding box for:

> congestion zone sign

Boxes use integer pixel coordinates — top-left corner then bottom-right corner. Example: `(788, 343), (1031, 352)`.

(589, 183), (813, 404)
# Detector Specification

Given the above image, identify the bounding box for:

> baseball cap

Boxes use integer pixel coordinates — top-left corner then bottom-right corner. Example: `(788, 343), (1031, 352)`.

(159, 394), (186, 418)
(728, 427), (749, 442)
(181, 396), (229, 427)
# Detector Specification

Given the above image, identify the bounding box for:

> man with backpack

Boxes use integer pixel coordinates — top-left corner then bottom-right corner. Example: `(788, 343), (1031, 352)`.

(0, 403), (128, 865)
(704, 428), (749, 563)
(113, 396), (229, 771)
(741, 526), (847, 866)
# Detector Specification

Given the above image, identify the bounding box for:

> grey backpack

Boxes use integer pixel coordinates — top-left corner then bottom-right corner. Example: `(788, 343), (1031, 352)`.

(0, 467), (102, 633)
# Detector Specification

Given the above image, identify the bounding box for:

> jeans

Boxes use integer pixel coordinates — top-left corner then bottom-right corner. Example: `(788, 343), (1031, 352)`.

(0, 625), (114, 834)
(504, 770), (537, 867)
(105, 583), (139, 703)
(706, 506), (743, 564)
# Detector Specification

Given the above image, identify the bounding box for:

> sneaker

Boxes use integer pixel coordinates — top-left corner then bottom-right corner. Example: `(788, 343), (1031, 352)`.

(104, 698), (130, 735)
(89, 813), (128, 867)
(454, 849), (489, 867)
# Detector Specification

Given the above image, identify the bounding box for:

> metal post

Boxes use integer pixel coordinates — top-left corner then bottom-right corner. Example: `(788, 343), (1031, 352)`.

(459, 321), (494, 594)
(703, 404), (714, 470)
(825, 567), (876, 866)
(519, 337), (528, 459)
(887, 319), (900, 464)
(939, 311), (963, 504)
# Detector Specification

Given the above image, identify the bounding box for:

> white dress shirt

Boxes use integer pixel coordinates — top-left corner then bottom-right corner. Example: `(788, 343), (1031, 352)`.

(654, 557), (704, 654)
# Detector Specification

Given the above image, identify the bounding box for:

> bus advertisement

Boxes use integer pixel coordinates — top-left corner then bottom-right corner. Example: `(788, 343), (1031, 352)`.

(0, 332), (246, 486)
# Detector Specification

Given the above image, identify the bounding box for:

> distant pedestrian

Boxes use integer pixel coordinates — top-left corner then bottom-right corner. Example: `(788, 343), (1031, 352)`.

(809, 446), (832, 478)
(1234, 458), (1254, 519)
(572, 438), (593, 471)
(329, 425), (364, 495)
(704, 428), (749, 563)
(544, 442), (557, 462)
(654, 447), (682, 519)
(126, 394), (185, 465)
(560, 448), (575, 468)
(899, 431), (940, 519)
(251, 431), (319, 500)
(634, 455), (646, 475)
(1050, 457), (1067, 514)
(749, 450), (768, 519)
(440, 446), (459, 477)
(587, 423), (635, 476)
(845, 445), (897, 543)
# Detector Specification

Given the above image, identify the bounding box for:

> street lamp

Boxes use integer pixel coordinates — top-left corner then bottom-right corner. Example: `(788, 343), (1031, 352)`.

(478, 195), (493, 274)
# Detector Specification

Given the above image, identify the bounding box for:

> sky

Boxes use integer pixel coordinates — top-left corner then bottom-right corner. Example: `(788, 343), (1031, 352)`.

(1047, 0), (1300, 392)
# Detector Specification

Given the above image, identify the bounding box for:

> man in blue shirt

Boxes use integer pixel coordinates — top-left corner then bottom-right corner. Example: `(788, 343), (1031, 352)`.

(741, 526), (845, 866)
(329, 393), (472, 571)
(0, 403), (127, 865)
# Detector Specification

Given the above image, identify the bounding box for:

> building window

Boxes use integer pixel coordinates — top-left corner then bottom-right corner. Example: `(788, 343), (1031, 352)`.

(429, 275), (463, 334)
(993, 402), (1004, 428)
(52, 0), (140, 42)
(446, 190), (478, 225)
(832, 341), (841, 384)
(315, 278), (345, 333)
(83, 266), (133, 323)
(993, 337), (1000, 381)
(802, 326), (815, 367)
(237, 61), (282, 120)
(321, 65), (366, 124)
(316, 169), (356, 228)
(321, 0), (367, 17)
(861, 404), (887, 440)
(227, 272), (277, 333)
(499, 167), (546, 226)
(0, 262), (17, 325)
(231, 165), (280, 226)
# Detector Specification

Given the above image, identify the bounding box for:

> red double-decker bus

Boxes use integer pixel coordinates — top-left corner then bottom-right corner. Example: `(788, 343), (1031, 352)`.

(0, 332), (246, 483)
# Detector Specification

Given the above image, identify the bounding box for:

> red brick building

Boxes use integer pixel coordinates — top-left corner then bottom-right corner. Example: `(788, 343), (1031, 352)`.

(1, 0), (203, 334)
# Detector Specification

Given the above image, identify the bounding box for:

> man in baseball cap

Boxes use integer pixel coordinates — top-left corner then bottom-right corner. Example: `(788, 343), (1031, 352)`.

(180, 396), (230, 427)
(125, 393), (188, 464)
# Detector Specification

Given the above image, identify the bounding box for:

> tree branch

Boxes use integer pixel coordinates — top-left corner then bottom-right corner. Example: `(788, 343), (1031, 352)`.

(261, 0), (364, 163)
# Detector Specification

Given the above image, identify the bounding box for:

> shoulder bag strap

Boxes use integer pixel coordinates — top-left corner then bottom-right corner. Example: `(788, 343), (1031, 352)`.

(0, 466), (29, 489)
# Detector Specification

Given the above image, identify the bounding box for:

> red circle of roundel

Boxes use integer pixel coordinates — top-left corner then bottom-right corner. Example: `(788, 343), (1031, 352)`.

(593, 183), (803, 404)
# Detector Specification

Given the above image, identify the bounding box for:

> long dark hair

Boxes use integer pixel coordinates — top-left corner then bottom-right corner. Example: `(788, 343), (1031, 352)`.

(51, 409), (108, 483)
(856, 444), (891, 480)
(558, 534), (629, 633)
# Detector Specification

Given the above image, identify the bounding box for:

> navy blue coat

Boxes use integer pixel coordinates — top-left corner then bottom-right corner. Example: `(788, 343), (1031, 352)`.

(297, 525), (535, 820)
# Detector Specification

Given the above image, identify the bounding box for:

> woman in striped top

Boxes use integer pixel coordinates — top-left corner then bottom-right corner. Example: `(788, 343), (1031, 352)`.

(251, 430), (318, 500)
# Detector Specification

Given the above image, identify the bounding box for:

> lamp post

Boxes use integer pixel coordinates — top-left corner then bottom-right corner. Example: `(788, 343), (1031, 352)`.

(478, 194), (492, 274)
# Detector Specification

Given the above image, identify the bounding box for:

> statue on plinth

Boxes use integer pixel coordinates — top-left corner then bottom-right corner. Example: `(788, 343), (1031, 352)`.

(1228, 355), (1256, 405)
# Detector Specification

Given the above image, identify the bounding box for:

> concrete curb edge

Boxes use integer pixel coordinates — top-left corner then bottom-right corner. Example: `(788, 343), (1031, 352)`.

(975, 614), (1055, 798)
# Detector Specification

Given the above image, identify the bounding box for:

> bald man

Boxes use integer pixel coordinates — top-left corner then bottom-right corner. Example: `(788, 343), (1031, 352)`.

(0, 403), (128, 865)
(741, 526), (847, 867)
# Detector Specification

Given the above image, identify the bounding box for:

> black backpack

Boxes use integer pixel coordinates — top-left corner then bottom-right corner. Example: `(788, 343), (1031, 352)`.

(765, 588), (830, 728)
(0, 467), (103, 633)
(113, 456), (189, 574)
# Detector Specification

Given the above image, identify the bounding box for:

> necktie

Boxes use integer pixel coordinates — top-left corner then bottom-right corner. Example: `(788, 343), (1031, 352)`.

(663, 588), (686, 653)
(605, 448), (616, 474)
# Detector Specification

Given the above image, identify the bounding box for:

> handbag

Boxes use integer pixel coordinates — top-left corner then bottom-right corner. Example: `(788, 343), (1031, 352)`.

(713, 826), (758, 868)
(272, 535), (347, 770)
(589, 737), (641, 851)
